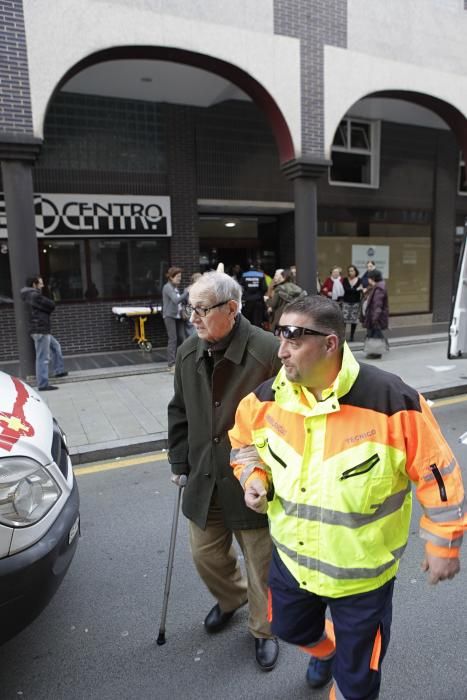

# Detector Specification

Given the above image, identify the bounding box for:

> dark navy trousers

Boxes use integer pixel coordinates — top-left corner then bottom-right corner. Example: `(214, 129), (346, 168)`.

(268, 548), (394, 700)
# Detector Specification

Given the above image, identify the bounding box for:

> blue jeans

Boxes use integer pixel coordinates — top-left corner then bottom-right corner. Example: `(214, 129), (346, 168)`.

(31, 333), (65, 389)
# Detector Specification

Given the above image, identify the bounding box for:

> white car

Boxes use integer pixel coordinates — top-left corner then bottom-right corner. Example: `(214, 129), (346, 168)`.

(0, 371), (79, 644)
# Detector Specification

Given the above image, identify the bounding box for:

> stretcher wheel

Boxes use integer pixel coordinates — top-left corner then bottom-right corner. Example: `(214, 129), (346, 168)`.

(139, 340), (152, 352)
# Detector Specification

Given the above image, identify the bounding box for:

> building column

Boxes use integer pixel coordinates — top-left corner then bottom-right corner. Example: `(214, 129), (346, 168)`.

(164, 104), (199, 279)
(431, 132), (458, 322)
(0, 137), (42, 378)
(281, 158), (330, 294)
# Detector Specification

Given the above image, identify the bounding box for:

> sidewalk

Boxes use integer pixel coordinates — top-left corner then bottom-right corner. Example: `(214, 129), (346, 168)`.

(3, 329), (467, 465)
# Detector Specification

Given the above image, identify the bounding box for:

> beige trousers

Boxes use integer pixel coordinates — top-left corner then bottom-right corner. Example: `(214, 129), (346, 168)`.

(189, 495), (273, 639)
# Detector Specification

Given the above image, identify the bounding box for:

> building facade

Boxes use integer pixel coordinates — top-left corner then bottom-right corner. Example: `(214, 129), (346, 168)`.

(1, 0), (466, 370)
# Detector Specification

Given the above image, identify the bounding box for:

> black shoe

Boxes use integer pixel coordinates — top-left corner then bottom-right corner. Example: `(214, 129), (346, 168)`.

(255, 637), (279, 671)
(38, 385), (59, 391)
(204, 603), (243, 633)
(55, 371), (68, 378)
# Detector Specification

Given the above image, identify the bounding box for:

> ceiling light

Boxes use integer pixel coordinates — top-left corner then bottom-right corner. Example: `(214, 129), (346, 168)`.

(224, 222), (236, 228)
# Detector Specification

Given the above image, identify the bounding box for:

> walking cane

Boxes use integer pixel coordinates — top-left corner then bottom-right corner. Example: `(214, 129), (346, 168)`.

(156, 474), (187, 645)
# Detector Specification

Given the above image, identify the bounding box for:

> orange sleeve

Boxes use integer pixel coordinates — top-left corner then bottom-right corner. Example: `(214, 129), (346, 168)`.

(401, 395), (465, 557)
(229, 393), (270, 489)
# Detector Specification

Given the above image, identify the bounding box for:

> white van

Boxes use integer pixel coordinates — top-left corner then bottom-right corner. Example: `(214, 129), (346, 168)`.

(449, 232), (467, 358)
(0, 371), (80, 644)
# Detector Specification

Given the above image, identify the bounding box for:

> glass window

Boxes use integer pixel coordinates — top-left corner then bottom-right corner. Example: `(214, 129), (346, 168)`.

(329, 118), (380, 188)
(0, 241), (12, 302)
(38, 238), (170, 301)
(458, 153), (466, 195)
(40, 240), (83, 301)
(88, 239), (169, 299)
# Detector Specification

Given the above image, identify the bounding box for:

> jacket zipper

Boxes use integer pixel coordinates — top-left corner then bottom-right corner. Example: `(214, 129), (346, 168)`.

(267, 442), (287, 469)
(430, 464), (447, 502)
(340, 454), (380, 481)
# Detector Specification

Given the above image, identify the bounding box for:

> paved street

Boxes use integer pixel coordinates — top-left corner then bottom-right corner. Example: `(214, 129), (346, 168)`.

(1, 399), (467, 700)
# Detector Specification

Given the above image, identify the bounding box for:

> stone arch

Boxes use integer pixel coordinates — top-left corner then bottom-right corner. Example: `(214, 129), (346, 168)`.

(42, 45), (296, 165)
(370, 90), (467, 164)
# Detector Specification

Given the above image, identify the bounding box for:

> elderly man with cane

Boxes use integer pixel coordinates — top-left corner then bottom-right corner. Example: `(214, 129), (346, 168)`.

(167, 271), (281, 670)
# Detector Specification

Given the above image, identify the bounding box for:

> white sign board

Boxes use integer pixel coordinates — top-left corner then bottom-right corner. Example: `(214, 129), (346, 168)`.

(0, 194), (172, 238)
(351, 244), (390, 278)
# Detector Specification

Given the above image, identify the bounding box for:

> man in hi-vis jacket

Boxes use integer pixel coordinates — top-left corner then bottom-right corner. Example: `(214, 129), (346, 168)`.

(229, 295), (464, 700)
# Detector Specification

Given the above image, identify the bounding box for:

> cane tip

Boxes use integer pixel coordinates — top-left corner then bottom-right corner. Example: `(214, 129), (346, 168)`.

(156, 632), (166, 645)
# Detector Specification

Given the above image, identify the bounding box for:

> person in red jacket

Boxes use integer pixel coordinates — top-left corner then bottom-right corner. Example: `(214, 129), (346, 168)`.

(320, 266), (344, 302)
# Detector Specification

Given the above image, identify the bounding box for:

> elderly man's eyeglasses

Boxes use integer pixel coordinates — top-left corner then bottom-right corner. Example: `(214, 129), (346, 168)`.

(186, 300), (231, 317)
(274, 325), (329, 340)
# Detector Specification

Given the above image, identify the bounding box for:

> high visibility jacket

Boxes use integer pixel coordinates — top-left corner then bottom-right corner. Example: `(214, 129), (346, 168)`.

(229, 344), (465, 598)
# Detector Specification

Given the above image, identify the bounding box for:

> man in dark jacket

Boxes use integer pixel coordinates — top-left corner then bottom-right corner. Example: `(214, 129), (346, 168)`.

(240, 262), (267, 328)
(20, 276), (68, 391)
(168, 271), (281, 671)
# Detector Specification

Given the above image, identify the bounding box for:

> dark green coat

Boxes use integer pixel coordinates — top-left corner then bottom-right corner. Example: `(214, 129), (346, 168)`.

(168, 315), (281, 530)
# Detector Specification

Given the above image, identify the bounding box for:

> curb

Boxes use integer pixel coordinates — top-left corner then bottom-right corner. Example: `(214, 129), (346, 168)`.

(70, 436), (167, 466)
(420, 384), (467, 401)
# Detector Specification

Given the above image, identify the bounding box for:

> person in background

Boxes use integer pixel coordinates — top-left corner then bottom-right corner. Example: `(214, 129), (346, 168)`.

(267, 268), (306, 332)
(240, 262), (267, 328)
(162, 266), (189, 372)
(168, 271), (281, 671)
(230, 295), (464, 699)
(265, 269), (284, 303)
(183, 272), (202, 336)
(341, 264), (362, 342)
(20, 275), (68, 391)
(84, 281), (99, 300)
(320, 266), (344, 303)
(360, 260), (377, 290)
(230, 264), (243, 284)
(362, 269), (389, 359)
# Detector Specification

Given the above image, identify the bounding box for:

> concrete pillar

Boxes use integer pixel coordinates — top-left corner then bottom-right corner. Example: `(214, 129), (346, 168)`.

(0, 137), (42, 378)
(164, 104), (199, 281)
(431, 132), (458, 322)
(281, 158), (330, 294)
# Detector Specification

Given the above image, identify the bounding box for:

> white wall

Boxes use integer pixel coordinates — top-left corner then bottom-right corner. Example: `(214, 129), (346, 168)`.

(348, 0), (467, 75)
(96, 0), (275, 33)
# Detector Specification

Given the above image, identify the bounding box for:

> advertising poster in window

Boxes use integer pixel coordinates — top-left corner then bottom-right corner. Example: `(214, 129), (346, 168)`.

(351, 245), (390, 278)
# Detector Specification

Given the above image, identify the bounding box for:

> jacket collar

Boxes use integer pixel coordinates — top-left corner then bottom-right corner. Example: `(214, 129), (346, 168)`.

(195, 314), (252, 365)
(272, 342), (360, 416)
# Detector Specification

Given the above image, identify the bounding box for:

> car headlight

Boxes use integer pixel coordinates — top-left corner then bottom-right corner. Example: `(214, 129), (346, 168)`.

(0, 457), (62, 527)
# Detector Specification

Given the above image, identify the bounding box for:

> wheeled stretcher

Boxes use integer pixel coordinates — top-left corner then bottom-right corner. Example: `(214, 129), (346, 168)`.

(112, 304), (162, 352)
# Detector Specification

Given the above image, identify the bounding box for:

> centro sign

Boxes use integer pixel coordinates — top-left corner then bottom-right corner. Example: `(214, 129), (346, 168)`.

(0, 194), (172, 238)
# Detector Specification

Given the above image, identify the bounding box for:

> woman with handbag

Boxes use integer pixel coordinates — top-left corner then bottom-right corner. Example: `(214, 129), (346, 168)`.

(362, 269), (389, 359)
(162, 266), (189, 372)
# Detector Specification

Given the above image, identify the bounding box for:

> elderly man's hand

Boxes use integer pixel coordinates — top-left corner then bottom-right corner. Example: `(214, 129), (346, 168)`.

(171, 474), (188, 487)
(421, 552), (460, 584)
(245, 478), (268, 514)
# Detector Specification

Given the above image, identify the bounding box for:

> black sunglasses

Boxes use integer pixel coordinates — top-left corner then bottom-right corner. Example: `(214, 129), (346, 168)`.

(274, 325), (329, 340)
(185, 299), (230, 317)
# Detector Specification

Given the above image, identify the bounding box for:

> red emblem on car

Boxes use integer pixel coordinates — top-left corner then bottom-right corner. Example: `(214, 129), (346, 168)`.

(0, 377), (35, 452)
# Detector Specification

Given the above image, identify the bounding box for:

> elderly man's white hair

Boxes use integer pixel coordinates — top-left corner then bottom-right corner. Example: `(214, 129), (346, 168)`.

(191, 271), (242, 309)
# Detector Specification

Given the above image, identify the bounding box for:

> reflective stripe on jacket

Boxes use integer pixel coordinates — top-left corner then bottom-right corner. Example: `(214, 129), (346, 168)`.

(229, 343), (465, 598)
